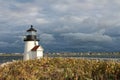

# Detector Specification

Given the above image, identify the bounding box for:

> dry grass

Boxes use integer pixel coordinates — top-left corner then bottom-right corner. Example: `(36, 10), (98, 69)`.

(0, 57), (120, 80)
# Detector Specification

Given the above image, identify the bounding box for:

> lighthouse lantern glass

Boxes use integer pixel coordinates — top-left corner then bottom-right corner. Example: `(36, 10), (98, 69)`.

(27, 31), (36, 35)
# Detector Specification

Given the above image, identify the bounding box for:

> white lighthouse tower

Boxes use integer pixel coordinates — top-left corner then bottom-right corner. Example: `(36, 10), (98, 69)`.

(24, 25), (44, 60)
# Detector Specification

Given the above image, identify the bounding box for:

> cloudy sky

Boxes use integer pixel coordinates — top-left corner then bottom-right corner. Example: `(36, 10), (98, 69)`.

(0, 0), (120, 53)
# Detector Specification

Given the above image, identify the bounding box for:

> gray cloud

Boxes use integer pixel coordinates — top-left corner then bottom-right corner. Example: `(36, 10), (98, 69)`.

(0, 0), (120, 52)
(0, 41), (10, 47)
(40, 33), (55, 44)
(61, 32), (112, 43)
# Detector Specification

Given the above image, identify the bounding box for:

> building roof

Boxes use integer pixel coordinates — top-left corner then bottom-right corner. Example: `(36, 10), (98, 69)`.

(31, 45), (39, 51)
(27, 25), (37, 32)
(31, 45), (43, 51)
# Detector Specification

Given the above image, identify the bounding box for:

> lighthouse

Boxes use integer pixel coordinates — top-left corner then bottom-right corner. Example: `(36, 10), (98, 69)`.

(23, 25), (44, 60)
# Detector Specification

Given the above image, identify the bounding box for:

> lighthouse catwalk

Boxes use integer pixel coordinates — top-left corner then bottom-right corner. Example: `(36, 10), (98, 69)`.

(23, 25), (44, 60)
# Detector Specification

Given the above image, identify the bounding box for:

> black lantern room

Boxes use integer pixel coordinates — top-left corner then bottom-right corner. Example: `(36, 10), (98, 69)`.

(24, 25), (39, 41)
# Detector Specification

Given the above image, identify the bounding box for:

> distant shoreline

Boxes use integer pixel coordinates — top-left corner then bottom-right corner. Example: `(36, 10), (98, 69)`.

(0, 53), (120, 64)
(0, 54), (23, 56)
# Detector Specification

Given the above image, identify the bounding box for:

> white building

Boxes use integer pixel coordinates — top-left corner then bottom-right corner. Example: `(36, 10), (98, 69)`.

(23, 25), (44, 60)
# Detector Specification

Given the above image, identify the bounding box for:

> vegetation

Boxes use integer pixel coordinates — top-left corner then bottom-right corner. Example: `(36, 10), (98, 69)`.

(0, 57), (120, 80)
(0, 53), (23, 56)
(45, 52), (120, 58)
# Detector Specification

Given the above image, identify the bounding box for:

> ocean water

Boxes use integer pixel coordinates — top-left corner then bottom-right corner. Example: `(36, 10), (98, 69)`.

(0, 55), (120, 64)
(0, 56), (23, 63)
